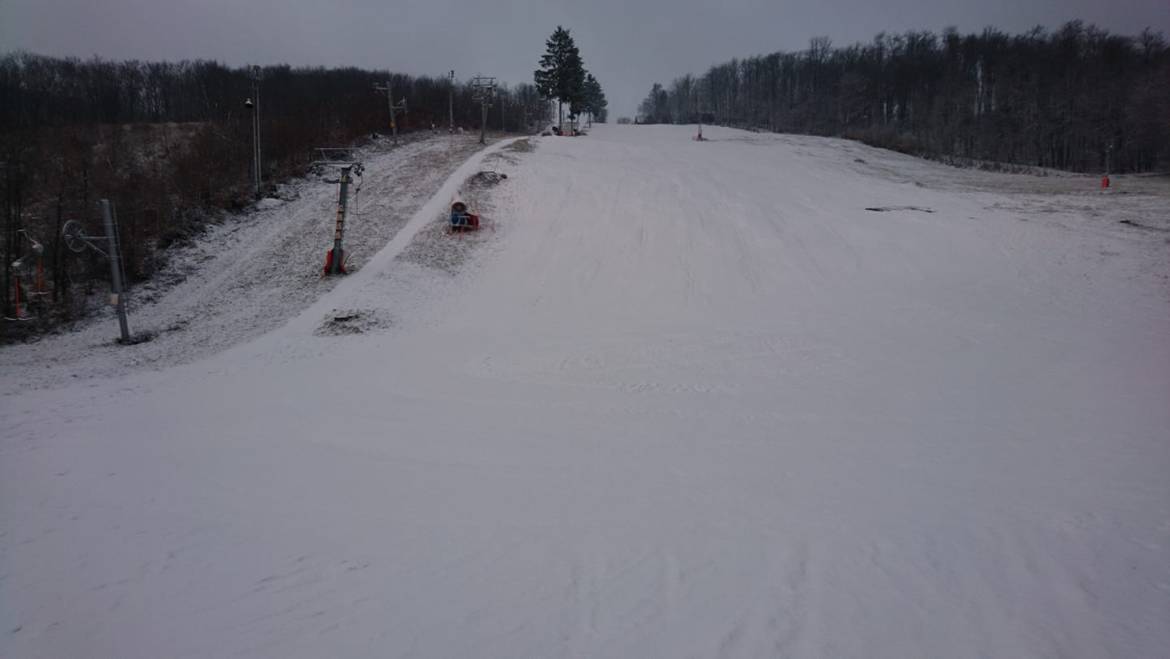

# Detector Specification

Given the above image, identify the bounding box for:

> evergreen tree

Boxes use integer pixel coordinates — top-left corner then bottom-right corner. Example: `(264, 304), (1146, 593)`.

(583, 73), (608, 124)
(638, 83), (671, 124)
(534, 26), (586, 130)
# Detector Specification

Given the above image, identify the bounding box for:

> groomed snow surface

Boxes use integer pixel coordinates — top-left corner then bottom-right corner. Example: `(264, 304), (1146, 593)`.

(3, 125), (1168, 658)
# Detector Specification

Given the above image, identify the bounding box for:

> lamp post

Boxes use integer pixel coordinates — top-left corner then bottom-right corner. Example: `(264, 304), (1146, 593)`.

(448, 70), (455, 134)
(244, 66), (262, 198)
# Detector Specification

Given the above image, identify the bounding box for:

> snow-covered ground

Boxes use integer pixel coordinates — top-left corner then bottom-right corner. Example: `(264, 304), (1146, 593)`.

(0, 132), (497, 394)
(2, 125), (1168, 658)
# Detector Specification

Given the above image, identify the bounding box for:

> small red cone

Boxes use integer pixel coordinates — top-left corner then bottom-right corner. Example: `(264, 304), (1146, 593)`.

(1101, 176), (1110, 189)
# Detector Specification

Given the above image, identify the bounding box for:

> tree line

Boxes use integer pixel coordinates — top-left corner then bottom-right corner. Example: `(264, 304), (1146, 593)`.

(638, 22), (1170, 173)
(0, 53), (552, 337)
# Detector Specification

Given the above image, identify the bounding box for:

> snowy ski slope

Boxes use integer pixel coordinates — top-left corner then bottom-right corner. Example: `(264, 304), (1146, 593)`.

(2, 125), (1168, 658)
(0, 133), (495, 393)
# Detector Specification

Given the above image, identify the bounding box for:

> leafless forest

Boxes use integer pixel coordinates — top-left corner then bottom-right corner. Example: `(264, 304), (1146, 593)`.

(0, 57), (550, 337)
(639, 23), (1170, 174)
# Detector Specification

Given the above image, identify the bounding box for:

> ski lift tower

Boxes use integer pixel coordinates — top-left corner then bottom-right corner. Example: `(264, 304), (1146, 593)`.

(373, 80), (408, 145)
(61, 200), (132, 343)
(312, 148), (364, 276)
(471, 75), (497, 145)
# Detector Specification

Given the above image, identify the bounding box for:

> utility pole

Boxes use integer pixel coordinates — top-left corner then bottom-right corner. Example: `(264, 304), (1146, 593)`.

(471, 75), (496, 145)
(374, 80), (408, 145)
(448, 70), (455, 133)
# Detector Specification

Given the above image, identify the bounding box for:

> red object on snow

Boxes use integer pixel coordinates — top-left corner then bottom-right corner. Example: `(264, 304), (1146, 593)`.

(323, 248), (346, 275)
(451, 215), (480, 232)
(1101, 175), (1110, 189)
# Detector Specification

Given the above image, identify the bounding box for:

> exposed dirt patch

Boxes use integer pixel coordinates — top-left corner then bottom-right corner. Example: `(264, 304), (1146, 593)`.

(467, 171), (508, 187)
(1119, 219), (1170, 232)
(315, 308), (391, 336)
(504, 138), (535, 153)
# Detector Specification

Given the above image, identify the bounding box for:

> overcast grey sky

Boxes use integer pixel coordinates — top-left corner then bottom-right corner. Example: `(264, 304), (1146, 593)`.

(2, 0), (1168, 118)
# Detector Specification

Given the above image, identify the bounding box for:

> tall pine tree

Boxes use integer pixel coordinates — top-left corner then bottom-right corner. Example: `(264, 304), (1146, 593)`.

(534, 26), (586, 131)
(583, 73), (608, 124)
